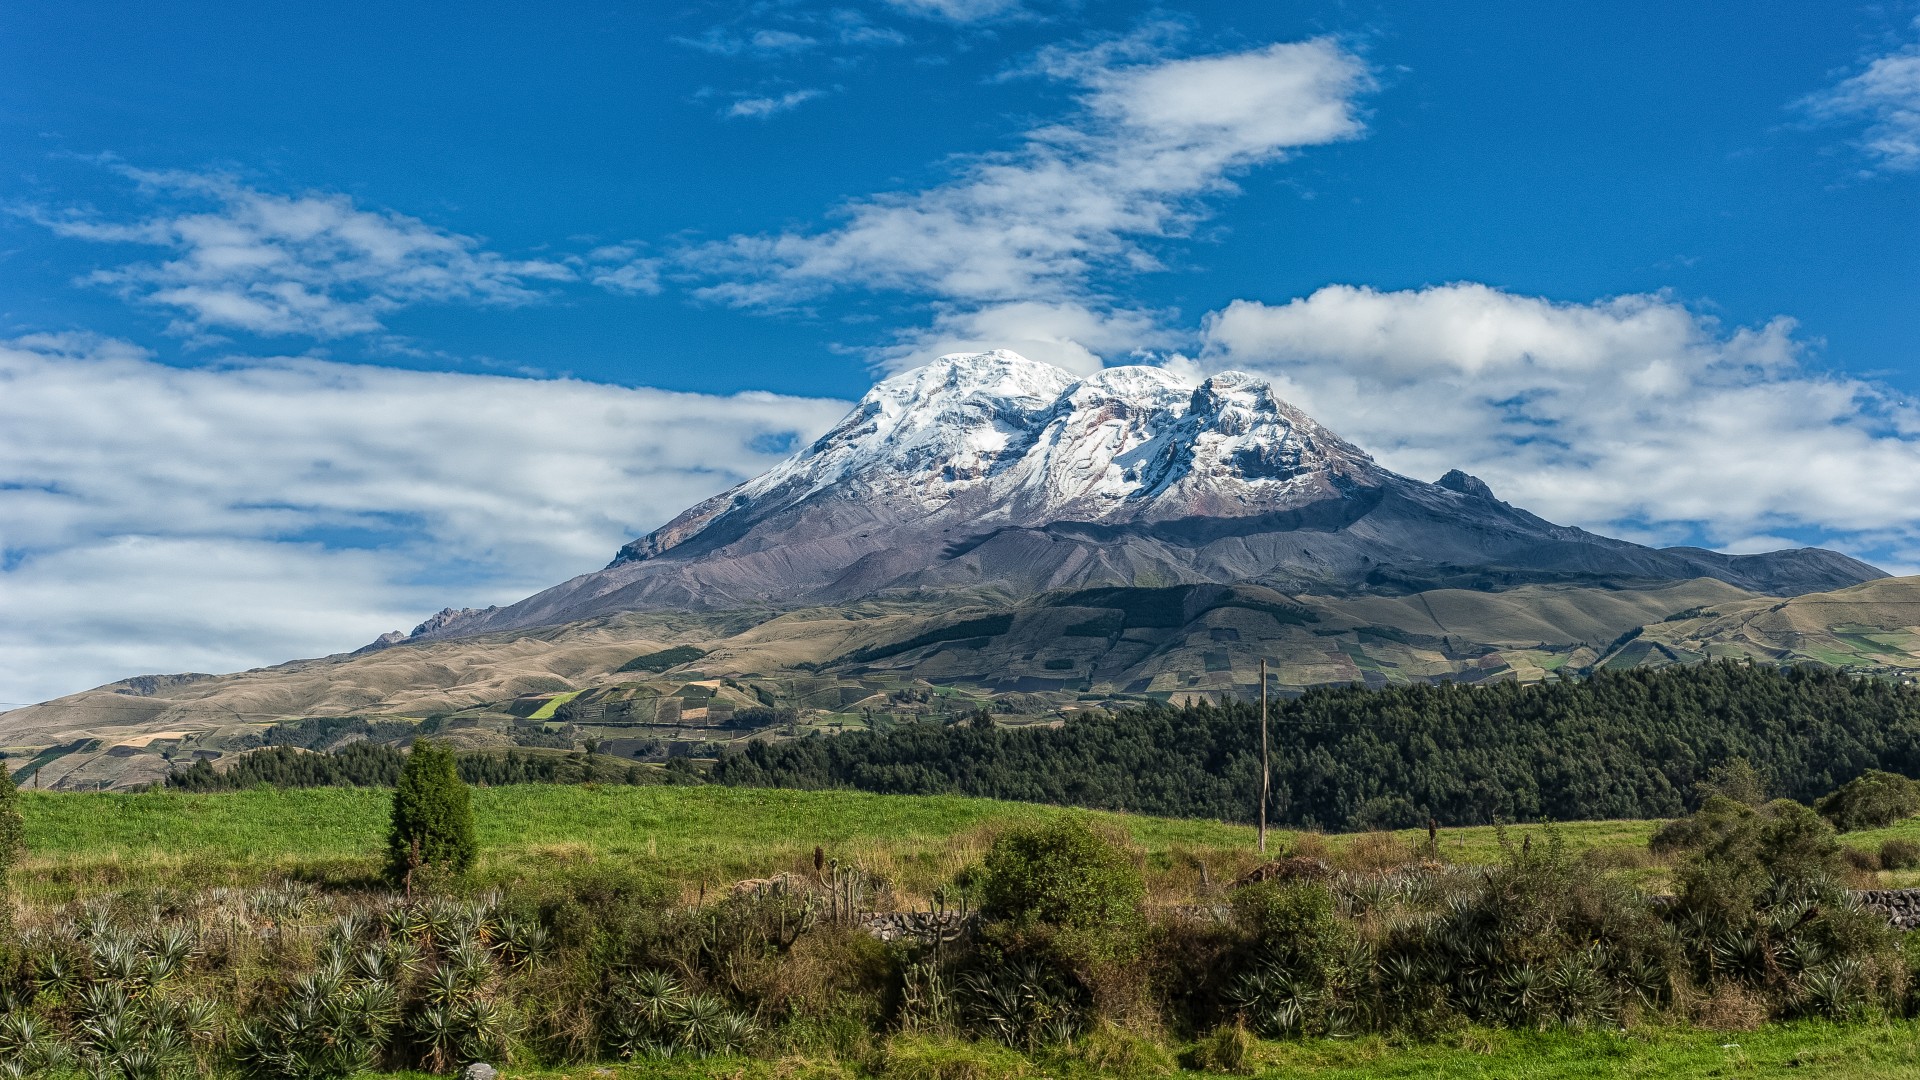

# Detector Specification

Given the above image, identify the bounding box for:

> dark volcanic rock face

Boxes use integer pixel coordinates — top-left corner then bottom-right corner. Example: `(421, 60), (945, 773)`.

(422, 352), (1884, 639)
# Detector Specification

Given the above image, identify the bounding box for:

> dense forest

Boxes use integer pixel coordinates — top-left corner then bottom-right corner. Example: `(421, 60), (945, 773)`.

(710, 663), (1920, 828)
(167, 744), (655, 791)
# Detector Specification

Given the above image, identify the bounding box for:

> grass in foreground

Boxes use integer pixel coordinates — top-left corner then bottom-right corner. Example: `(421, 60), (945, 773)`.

(324, 1022), (1920, 1080)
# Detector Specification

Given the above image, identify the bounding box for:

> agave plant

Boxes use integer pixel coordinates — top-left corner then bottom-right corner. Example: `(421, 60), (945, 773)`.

(607, 970), (685, 1060)
(496, 916), (549, 971)
(417, 899), (462, 951)
(0, 1011), (56, 1075)
(382, 935), (425, 977)
(1709, 928), (1777, 984)
(1497, 963), (1544, 1025)
(671, 992), (734, 1057)
(421, 964), (466, 1009)
(445, 936), (493, 989)
(955, 960), (1085, 1050)
(1798, 957), (1872, 1021)
(146, 926), (198, 970)
(455, 996), (514, 1065)
(411, 1003), (461, 1075)
(352, 946), (390, 985)
(383, 903), (428, 942)
(326, 913), (369, 951)
(235, 967), (390, 1080)
(34, 952), (83, 1000)
(79, 983), (132, 1024)
(1543, 945), (1616, 1029)
(1618, 952), (1673, 1011)
(91, 933), (145, 987)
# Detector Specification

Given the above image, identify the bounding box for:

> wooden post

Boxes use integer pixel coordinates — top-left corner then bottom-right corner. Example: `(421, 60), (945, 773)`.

(1259, 658), (1269, 855)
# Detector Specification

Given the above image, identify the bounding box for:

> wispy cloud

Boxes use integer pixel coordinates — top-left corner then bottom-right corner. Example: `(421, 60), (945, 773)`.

(676, 27), (820, 57)
(1198, 283), (1920, 567)
(22, 167), (573, 339)
(727, 88), (827, 119)
(885, 0), (1025, 22)
(683, 34), (1373, 370)
(676, 10), (908, 59)
(0, 334), (849, 703)
(579, 243), (663, 294)
(1801, 18), (1920, 172)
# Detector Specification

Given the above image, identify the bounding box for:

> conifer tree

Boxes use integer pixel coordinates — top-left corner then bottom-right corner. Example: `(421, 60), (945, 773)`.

(386, 739), (476, 887)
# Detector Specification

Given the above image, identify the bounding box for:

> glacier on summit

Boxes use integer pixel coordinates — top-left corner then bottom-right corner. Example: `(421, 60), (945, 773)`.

(617, 350), (1382, 565)
(412, 351), (1883, 639)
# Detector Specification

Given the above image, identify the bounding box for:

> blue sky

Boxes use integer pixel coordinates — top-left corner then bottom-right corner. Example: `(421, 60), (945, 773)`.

(2, 1), (1918, 701)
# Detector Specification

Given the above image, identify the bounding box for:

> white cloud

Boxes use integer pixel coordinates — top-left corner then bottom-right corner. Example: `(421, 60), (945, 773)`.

(1801, 19), (1920, 172)
(684, 38), (1371, 314)
(0, 334), (849, 704)
(24, 168), (574, 339)
(885, 0), (1024, 21)
(876, 300), (1176, 375)
(580, 244), (663, 295)
(675, 27), (820, 57)
(727, 89), (827, 119)
(1198, 283), (1920, 560)
(678, 12), (907, 55)
(750, 29), (819, 53)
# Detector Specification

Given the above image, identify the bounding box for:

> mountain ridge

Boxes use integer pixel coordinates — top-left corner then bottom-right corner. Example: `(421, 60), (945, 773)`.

(413, 351), (1881, 640)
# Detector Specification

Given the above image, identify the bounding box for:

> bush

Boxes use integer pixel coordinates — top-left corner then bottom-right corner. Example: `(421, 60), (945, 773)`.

(1229, 880), (1352, 985)
(1816, 770), (1920, 832)
(1880, 838), (1920, 870)
(386, 739), (477, 886)
(980, 818), (1144, 964)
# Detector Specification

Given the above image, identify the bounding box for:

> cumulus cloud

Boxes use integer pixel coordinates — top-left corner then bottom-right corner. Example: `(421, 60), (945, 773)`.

(23, 167), (574, 339)
(1801, 19), (1920, 172)
(876, 300), (1176, 375)
(0, 334), (849, 704)
(1198, 283), (1920, 563)
(727, 89), (827, 119)
(684, 37), (1372, 323)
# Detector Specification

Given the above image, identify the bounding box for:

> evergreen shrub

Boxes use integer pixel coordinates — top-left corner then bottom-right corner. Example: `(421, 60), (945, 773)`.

(385, 739), (477, 886)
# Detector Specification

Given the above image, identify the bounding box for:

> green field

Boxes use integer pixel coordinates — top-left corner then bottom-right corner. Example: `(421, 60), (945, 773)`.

(17, 784), (1679, 904)
(31, 782), (1920, 906)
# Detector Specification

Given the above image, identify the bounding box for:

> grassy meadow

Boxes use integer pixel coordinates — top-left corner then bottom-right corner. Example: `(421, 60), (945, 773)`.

(15, 784), (1672, 905)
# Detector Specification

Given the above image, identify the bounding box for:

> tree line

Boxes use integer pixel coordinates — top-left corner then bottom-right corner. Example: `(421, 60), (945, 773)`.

(709, 662), (1920, 829)
(166, 744), (655, 791)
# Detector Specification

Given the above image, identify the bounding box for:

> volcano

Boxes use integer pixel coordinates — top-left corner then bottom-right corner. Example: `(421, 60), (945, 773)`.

(407, 351), (1881, 641)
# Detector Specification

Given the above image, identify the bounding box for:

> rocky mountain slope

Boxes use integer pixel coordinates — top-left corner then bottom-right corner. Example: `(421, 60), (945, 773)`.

(421, 351), (1881, 639)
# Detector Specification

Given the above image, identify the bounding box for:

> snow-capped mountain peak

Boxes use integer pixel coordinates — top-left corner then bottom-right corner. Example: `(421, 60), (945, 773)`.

(617, 351), (1384, 564)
